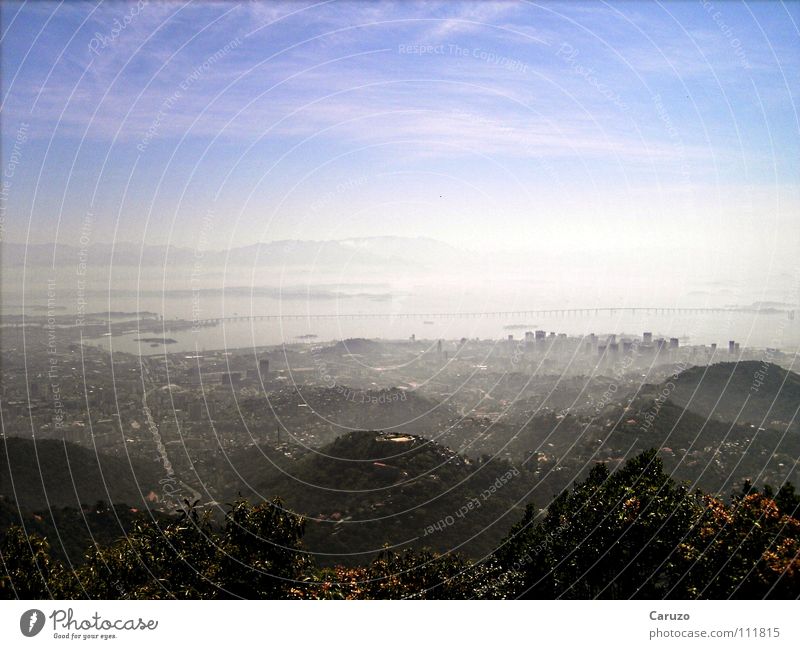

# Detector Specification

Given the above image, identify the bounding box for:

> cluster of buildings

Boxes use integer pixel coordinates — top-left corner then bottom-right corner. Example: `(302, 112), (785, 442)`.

(1, 324), (791, 468)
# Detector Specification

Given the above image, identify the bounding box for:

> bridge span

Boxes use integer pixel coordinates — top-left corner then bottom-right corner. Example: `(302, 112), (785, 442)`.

(187, 306), (750, 326)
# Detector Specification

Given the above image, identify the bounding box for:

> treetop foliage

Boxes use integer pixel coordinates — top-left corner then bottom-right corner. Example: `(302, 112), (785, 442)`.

(2, 451), (798, 599)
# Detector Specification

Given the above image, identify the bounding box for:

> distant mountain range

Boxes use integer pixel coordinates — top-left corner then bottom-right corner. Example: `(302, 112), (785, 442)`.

(1, 236), (468, 270)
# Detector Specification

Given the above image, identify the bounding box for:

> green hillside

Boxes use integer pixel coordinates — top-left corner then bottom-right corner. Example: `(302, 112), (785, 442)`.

(0, 437), (163, 511)
(252, 430), (532, 564)
(0, 499), (172, 565)
(666, 361), (800, 431)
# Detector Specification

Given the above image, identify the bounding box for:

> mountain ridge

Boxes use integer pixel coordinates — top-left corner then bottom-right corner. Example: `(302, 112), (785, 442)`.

(1, 236), (469, 269)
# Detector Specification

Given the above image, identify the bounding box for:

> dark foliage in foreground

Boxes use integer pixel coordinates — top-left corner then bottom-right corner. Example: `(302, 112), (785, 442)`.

(493, 452), (800, 599)
(2, 452), (798, 599)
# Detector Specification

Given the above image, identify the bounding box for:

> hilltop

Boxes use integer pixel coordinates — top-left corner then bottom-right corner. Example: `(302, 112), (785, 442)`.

(664, 361), (800, 431)
(606, 399), (800, 494)
(251, 430), (531, 565)
(256, 384), (457, 445)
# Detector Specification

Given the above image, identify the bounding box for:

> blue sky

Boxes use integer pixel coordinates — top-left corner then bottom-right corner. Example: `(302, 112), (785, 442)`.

(1, 0), (798, 261)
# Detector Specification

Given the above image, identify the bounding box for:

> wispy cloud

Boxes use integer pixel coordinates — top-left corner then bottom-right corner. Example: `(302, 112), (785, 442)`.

(0, 0), (796, 250)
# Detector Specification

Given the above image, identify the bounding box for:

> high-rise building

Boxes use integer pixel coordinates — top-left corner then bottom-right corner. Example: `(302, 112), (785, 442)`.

(669, 337), (679, 349)
(643, 332), (652, 344)
(729, 340), (736, 354)
(259, 358), (270, 377)
(223, 372), (242, 385)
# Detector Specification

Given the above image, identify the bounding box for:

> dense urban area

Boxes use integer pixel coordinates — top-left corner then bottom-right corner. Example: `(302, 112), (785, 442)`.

(2, 311), (799, 598)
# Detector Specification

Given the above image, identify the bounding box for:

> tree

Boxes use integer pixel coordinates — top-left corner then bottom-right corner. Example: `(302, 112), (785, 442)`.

(362, 547), (484, 599)
(216, 498), (310, 598)
(0, 526), (57, 598)
(2, 460), (798, 600)
(674, 491), (800, 598)
(64, 498), (311, 599)
(495, 451), (703, 598)
(72, 502), (220, 599)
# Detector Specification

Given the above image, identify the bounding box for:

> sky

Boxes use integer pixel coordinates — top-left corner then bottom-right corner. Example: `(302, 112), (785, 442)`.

(1, 0), (799, 266)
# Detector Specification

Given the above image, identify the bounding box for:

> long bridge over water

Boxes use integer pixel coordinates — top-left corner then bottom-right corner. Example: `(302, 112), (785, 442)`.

(189, 306), (783, 326)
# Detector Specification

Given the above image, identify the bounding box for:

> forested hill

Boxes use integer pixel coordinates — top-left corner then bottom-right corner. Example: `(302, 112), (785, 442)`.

(253, 430), (531, 564)
(0, 437), (162, 510)
(664, 361), (800, 431)
(611, 400), (800, 495)
(0, 499), (171, 565)
(4, 449), (799, 599)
